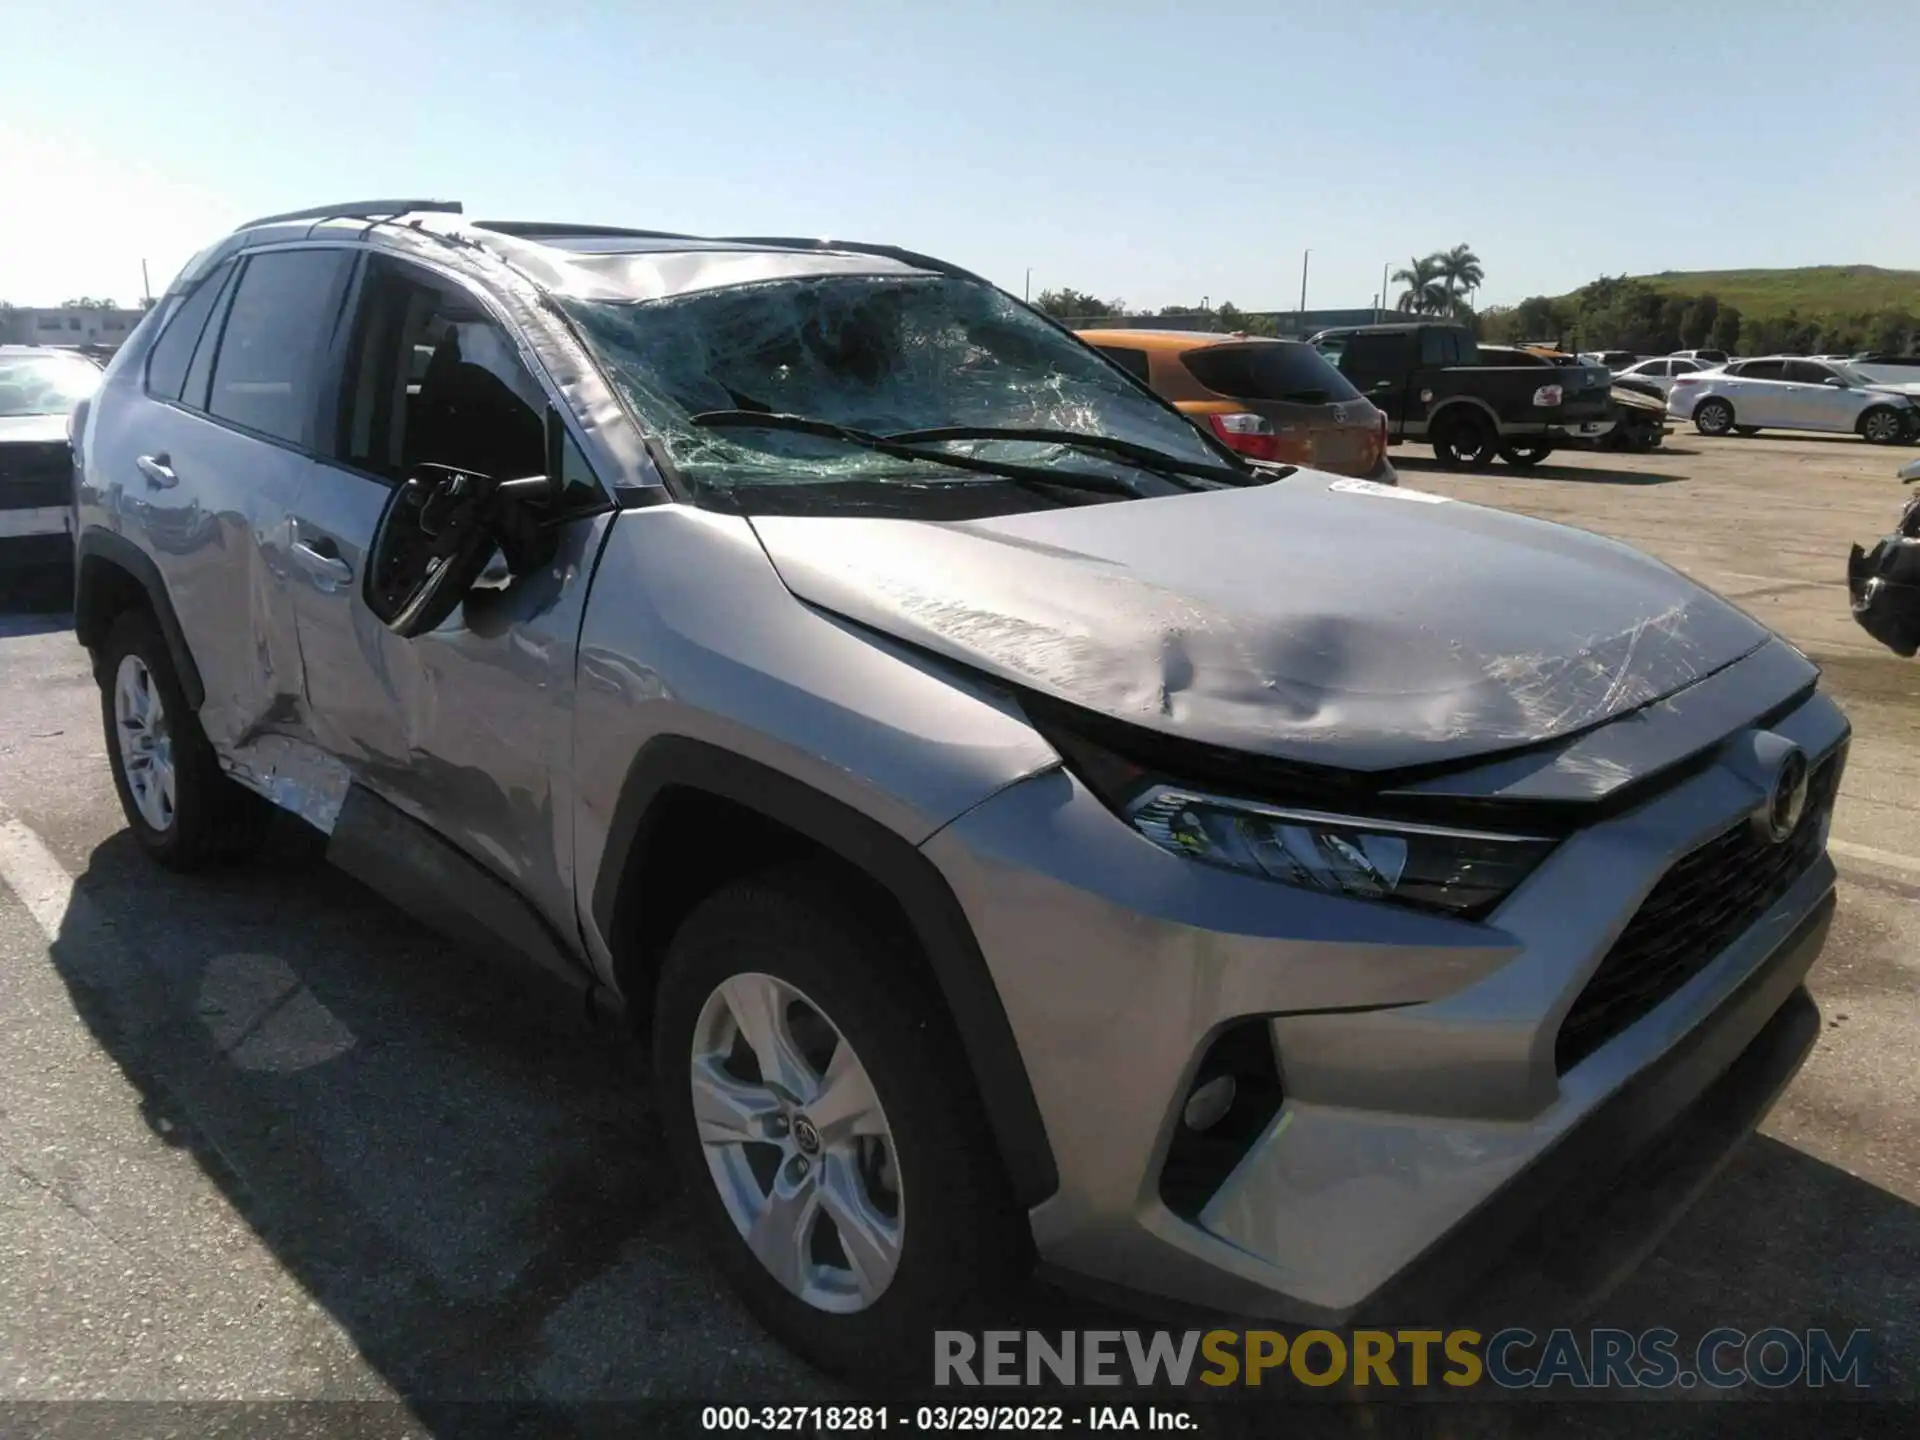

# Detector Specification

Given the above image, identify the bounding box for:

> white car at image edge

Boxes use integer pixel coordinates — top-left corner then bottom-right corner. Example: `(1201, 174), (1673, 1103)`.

(1668, 356), (1919, 443)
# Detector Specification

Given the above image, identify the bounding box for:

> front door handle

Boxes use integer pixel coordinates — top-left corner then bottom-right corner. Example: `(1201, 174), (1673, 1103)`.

(136, 454), (177, 489)
(292, 534), (354, 588)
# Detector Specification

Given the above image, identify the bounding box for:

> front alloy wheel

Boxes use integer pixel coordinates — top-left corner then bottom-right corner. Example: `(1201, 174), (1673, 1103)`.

(691, 972), (903, 1313)
(1861, 408), (1905, 445)
(654, 870), (1028, 1378)
(114, 654), (175, 833)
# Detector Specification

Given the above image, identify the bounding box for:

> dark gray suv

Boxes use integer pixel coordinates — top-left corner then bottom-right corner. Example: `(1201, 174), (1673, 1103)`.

(71, 201), (1848, 1374)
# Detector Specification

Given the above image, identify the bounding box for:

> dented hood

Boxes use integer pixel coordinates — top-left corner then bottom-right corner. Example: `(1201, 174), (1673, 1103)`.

(749, 474), (1772, 772)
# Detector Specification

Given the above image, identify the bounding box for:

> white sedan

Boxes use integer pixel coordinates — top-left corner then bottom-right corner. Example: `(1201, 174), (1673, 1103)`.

(1614, 356), (1712, 397)
(1667, 356), (1918, 443)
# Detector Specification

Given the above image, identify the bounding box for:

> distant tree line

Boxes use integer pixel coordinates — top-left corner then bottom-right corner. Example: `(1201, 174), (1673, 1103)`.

(1481, 276), (1919, 356)
(1032, 288), (1281, 335)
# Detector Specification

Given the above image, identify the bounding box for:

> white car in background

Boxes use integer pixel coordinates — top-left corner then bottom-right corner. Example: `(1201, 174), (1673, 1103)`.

(1614, 356), (1711, 397)
(1668, 356), (1919, 443)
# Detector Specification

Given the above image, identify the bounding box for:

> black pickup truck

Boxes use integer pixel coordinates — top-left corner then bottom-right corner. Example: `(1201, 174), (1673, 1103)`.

(1308, 322), (1615, 469)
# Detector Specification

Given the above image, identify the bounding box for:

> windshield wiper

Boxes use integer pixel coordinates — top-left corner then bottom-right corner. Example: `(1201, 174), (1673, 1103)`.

(690, 410), (1158, 500)
(883, 425), (1253, 486)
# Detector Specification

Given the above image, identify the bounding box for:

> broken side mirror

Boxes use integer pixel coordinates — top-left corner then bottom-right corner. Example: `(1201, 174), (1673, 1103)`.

(364, 463), (559, 639)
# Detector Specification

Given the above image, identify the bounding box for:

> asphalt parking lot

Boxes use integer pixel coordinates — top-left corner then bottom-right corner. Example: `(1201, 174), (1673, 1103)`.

(1, 432), (1917, 1427)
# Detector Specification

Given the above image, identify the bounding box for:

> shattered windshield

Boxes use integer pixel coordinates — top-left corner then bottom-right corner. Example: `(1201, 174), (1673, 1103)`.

(560, 273), (1231, 503)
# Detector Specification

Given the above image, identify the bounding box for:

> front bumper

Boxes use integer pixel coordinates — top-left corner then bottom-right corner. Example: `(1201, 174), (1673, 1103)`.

(923, 689), (1846, 1323)
(0, 505), (72, 569)
(1546, 418), (1616, 440)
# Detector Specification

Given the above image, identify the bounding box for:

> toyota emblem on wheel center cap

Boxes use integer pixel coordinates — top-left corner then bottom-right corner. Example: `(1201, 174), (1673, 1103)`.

(1759, 747), (1810, 844)
(791, 1115), (821, 1154)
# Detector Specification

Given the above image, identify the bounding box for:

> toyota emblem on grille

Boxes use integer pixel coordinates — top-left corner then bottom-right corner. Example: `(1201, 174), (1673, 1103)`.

(1759, 747), (1810, 844)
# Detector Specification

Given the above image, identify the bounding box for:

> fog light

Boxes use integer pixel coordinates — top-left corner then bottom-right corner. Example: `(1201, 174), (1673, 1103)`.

(1183, 1075), (1238, 1132)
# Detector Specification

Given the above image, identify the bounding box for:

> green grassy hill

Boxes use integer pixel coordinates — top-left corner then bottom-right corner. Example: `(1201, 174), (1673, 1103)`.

(1625, 266), (1920, 318)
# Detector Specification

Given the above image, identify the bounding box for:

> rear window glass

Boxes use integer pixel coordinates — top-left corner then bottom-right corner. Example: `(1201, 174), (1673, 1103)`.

(207, 249), (353, 446)
(145, 262), (232, 402)
(1179, 342), (1360, 404)
(1093, 345), (1151, 383)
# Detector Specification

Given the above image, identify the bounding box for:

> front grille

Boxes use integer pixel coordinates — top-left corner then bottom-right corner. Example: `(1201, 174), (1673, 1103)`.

(1555, 748), (1843, 1073)
(0, 441), (74, 509)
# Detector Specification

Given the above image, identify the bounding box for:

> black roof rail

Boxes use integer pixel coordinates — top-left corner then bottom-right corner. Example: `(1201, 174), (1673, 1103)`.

(236, 198), (463, 231)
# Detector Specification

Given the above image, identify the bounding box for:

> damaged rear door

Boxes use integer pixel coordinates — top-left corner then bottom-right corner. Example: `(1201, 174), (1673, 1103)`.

(104, 247), (352, 751)
(292, 252), (614, 938)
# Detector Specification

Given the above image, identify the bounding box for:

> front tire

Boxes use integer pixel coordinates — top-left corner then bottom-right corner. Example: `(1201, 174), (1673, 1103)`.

(653, 868), (1027, 1378)
(98, 609), (269, 870)
(1860, 407), (1905, 445)
(1694, 398), (1736, 437)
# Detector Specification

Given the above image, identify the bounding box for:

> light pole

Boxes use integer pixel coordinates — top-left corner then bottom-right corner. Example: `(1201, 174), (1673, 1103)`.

(1025, 268), (1032, 302)
(1299, 249), (1311, 322)
(1380, 261), (1389, 320)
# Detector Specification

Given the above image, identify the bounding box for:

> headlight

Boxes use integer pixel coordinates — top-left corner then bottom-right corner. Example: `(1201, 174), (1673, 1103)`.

(1126, 786), (1555, 918)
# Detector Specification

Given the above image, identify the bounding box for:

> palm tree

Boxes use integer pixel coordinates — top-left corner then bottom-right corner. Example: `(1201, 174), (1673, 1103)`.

(1391, 256), (1446, 315)
(1436, 244), (1485, 315)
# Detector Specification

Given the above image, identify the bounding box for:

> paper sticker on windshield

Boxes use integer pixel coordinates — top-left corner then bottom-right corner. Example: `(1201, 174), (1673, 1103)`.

(1328, 478), (1450, 504)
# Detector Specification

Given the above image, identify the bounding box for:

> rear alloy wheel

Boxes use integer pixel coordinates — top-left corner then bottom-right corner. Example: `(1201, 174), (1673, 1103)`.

(1860, 407), (1905, 445)
(1499, 443), (1553, 469)
(654, 869), (1027, 1377)
(1693, 398), (1736, 437)
(99, 609), (270, 870)
(1433, 411), (1498, 469)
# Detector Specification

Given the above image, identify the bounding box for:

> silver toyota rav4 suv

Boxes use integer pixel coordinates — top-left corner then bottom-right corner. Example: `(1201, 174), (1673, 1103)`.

(71, 201), (1847, 1375)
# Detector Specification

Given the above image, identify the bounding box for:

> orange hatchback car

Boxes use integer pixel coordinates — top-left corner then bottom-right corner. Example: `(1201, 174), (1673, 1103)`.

(1077, 328), (1395, 481)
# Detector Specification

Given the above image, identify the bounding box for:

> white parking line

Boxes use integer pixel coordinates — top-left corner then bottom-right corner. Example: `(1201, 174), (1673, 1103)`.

(0, 817), (82, 943)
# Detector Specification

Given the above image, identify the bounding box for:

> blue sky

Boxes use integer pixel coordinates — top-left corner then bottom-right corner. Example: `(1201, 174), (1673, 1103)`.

(6, 1), (1918, 311)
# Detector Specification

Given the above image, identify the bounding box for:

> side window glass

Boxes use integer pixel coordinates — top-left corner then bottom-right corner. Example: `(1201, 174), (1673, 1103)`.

(337, 258), (549, 489)
(1093, 345), (1151, 383)
(180, 264), (239, 411)
(1742, 360), (1786, 381)
(144, 261), (232, 402)
(555, 424), (605, 507)
(207, 249), (354, 446)
(1419, 329), (1449, 366)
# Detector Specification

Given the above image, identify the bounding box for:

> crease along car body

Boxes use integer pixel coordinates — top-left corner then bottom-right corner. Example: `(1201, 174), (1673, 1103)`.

(71, 202), (1849, 1376)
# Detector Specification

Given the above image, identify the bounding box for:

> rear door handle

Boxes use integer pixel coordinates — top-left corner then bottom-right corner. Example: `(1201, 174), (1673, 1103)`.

(136, 454), (176, 489)
(292, 531), (354, 587)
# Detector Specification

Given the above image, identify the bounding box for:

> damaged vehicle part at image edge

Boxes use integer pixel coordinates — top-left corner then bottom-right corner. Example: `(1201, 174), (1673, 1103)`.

(1847, 456), (1920, 656)
(68, 202), (1851, 1376)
